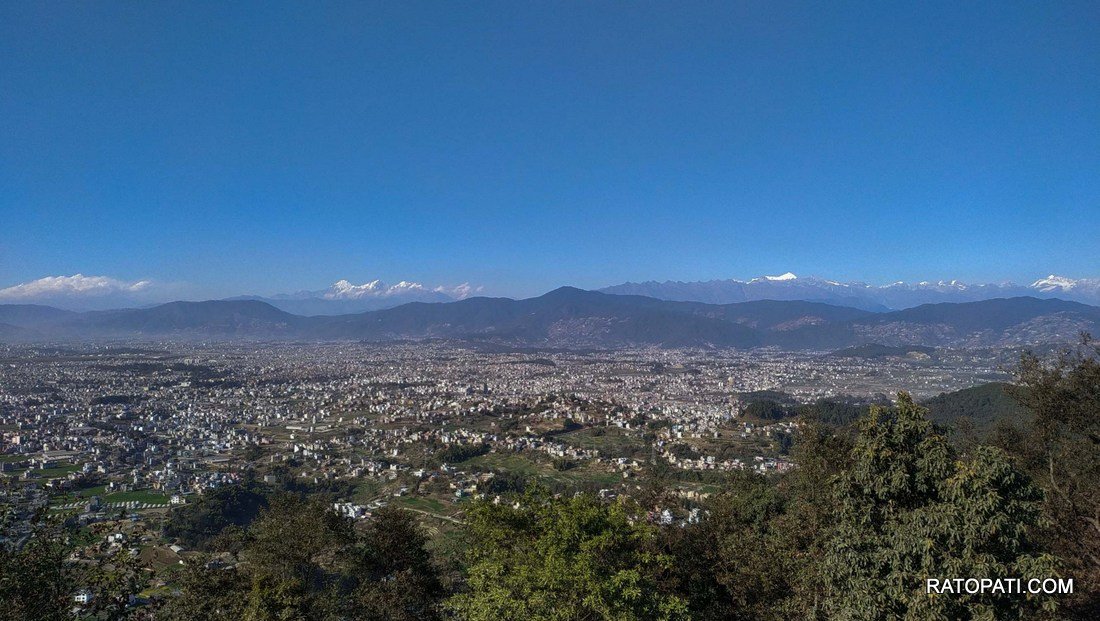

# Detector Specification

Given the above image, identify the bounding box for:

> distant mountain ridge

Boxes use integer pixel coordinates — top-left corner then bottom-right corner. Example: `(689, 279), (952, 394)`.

(2, 288), (1098, 350)
(599, 273), (1100, 310)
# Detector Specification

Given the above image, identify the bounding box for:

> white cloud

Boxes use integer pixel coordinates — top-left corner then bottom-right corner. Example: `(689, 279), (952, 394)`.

(435, 283), (482, 299)
(0, 274), (153, 301)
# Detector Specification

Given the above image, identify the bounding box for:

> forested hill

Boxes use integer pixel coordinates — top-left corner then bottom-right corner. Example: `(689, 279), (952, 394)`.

(923, 382), (1033, 432)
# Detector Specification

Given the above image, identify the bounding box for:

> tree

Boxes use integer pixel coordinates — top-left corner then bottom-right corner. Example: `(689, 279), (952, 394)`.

(448, 488), (688, 621)
(773, 419), (853, 620)
(158, 559), (248, 621)
(660, 472), (790, 621)
(162, 481), (270, 551)
(822, 393), (1058, 620)
(351, 507), (446, 621)
(0, 524), (73, 621)
(81, 547), (147, 620)
(161, 498), (445, 621)
(239, 497), (354, 621)
(1011, 337), (1100, 618)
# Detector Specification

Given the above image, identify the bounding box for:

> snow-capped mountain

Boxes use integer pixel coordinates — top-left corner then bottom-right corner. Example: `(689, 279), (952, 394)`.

(599, 274), (1100, 310)
(758, 272), (798, 282)
(1030, 274), (1100, 294)
(229, 279), (482, 315)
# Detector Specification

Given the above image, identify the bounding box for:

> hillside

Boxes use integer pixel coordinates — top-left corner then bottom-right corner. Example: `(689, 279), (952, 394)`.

(922, 383), (1033, 433)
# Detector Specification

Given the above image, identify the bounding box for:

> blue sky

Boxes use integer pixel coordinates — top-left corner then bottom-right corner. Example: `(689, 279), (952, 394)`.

(2, 1), (1098, 300)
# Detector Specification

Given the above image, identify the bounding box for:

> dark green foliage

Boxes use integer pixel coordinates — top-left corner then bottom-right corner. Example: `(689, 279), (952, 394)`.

(737, 390), (797, 405)
(0, 525), (72, 621)
(353, 508), (447, 621)
(743, 399), (795, 421)
(775, 431), (794, 455)
(437, 443), (491, 464)
(745, 394), (886, 428)
(773, 420), (853, 619)
(550, 458), (576, 471)
(163, 499), (445, 621)
(481, 471), (529, 496)
(80, 548), (148, 620)
(157, 557), (249, 620)
(822, 394), (1057, 620)
(660, 473), (791, 621)
(923, 382), (1032, 434)
(162, 477), (356, 553)
(798, 397), (879, 427)
(238, 496), (354, 620)
(1009, 338), (1100, 618)
(162, 482), (270, 550)
(448, 488), (688, 620)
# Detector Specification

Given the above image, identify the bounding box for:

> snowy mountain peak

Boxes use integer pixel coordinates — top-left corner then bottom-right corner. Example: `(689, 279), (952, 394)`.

(326, 279), (388, 299)
(1031, 275), (1079, 292)
(764, 272), (798, 281)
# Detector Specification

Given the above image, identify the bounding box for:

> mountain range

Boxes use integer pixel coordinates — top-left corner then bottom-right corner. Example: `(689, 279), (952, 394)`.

(2, 287), (1098, 350)
(599, 273), (1100, 310)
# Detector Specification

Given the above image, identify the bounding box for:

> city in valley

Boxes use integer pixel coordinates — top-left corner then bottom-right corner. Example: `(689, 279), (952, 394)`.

(2, 340), (1013, 544)
(4, 3), (1098, 618)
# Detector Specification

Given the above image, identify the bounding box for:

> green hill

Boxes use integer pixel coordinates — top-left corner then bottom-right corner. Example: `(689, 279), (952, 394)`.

(922, 382), (1032, 433)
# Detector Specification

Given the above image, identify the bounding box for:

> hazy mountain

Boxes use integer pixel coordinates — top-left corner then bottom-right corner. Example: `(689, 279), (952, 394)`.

(83, 301), (303, 336)
(849, 297), (1100, 348)
(3, 301), (303, 339)
(1, 288), (1097, 350)
(227, 293), (453, 316)
(0, 304), (79, 327)
(600, 273), (1100, 310)
(305, 287), (764, 347)
(0, 322), (34, 341)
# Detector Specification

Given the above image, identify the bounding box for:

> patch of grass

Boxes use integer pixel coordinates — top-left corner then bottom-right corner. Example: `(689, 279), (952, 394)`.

(104, 490), (172, 504)
(394, 495), (449, 514)
(466, 451), (624, 488)
(559, 427), (647, 457)
(465, 452), (546, 476)
(75, 483), (109, 496)
(352, 479), (385, 503)
(24, 463), (81, 479)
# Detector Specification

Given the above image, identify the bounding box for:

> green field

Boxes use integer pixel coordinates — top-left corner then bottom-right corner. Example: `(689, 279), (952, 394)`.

(71, 484), (109, 498)
(559, 427), (648, 457)
(393, 495), (450, 514)
(104, 490), (172, 504)
(466, 452), (546, 476)
(34, 463), (82, 478)
(466, 451), (623, 487)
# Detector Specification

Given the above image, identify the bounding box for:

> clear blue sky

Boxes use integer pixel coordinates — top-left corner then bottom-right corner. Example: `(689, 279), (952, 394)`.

(2, 1), (1098, 298)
